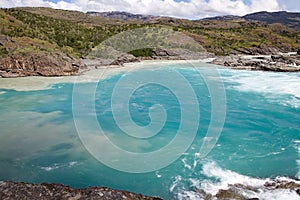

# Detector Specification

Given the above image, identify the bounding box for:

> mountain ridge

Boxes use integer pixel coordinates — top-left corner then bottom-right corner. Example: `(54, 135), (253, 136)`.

(87, 11), (162, 21)
(201, 10), (300, 29)
(243, 11), (300, 29)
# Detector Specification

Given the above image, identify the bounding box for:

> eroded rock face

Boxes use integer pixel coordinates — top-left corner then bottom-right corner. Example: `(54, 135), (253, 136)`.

(297, 47), (300, 55)
(0, 182), (162, 200)
(0, 53), (86, 78)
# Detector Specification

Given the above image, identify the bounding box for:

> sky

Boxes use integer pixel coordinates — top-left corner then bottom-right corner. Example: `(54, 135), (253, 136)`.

(0, 0), (299, 19)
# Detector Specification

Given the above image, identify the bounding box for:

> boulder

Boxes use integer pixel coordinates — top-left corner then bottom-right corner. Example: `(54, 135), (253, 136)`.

(215, 188), (247, 200)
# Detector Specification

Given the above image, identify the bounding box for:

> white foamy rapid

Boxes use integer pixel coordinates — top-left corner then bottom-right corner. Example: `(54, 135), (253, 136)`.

(293, 140), (300, 180)
(175, 161), (300, 200)
(221, 70), (300, 108)
(200, 162), (267, 195)
(39, 161), (79, 172)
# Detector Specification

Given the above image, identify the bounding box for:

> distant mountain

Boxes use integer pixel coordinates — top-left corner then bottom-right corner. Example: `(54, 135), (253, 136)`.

(87, 11), (160, 21)
(203, 11), (300, 29)
(87, 10), (300, 29)
(243, 11), (300, 29)
(201, 15), (243, 21)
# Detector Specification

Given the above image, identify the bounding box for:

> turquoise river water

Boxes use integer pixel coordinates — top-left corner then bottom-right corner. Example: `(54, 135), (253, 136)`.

(0, 62), (300, 199)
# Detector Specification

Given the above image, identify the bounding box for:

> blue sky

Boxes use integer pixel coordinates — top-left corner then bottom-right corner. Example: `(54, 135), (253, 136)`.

(0, 0), (299, 18)
(278, 0), (300, 11)
(49, 0), (300, 12)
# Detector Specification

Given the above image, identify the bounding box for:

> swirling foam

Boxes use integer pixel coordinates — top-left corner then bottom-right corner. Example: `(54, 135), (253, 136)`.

(175, 161), (300, 200)
(221, 70), (300, 108)
(293, 140), (300, 179)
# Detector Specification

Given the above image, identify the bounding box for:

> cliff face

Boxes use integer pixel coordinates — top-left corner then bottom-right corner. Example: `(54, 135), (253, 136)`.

(0, 182), (162, 200)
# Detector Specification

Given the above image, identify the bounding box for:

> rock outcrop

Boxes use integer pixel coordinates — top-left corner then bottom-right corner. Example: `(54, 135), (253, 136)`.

(152, 48), (214, 60)
(0, 53), (86, 78)
(0, 181), (161, 200)
(235, 45), (281, 55)
(197, 179), (300, 200)
(110, 54), (140, 66)
(211, 53), (300, 72)
(0, 35), (87, 78)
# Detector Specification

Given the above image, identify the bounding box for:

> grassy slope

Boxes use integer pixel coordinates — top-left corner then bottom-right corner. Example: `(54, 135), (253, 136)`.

(0, 7), (299, 58)
(179, 20), (299, 55)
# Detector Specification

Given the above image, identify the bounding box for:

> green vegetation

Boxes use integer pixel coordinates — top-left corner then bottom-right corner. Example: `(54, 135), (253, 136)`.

(1, 9), (112, 57)
(180, 20), (300, 55)
(0, 47), (8, 56)
(129, 48), (154, 57)
(0, 8), (149, 57)
(0, 7), (299, 58)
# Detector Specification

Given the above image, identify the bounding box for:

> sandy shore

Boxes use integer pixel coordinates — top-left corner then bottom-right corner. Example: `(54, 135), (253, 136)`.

(0, 59), (217, 91)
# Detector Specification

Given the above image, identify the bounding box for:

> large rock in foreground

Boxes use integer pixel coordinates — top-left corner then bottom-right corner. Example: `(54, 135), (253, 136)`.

(0, 182), (161, 200)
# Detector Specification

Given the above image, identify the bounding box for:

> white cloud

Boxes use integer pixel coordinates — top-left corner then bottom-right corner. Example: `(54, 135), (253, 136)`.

(0, 0), (50, 7)
(0, 0), (283, 19)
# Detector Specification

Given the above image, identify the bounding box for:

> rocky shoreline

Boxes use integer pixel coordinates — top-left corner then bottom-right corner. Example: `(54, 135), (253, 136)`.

(82, 49), (300, 75)
(1, 47), (300, 78)
(211, 52), (300, 72)
(0, 181), (162, 200)
(198, 178), (300, 200)
(1, 178), (300, 200)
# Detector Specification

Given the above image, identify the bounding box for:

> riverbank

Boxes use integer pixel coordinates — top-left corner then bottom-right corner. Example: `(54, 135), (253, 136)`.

(1, 51), (300, 78)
